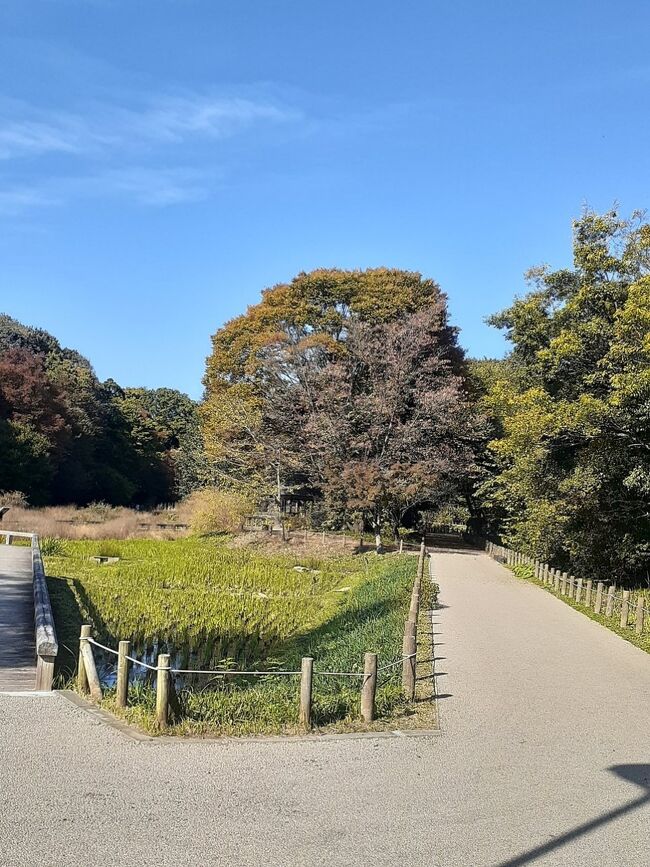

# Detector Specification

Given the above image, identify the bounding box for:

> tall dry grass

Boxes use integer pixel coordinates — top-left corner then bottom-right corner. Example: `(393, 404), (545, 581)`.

(0, 503), (189, 540)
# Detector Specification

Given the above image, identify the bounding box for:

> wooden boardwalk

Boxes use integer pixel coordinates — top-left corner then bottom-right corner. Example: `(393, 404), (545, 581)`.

(0, 544), (36, 691)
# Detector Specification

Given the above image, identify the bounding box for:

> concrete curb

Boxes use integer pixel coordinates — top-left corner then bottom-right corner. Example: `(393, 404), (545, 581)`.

(59, 689), (154, 742)
(58, 690), (442, 745)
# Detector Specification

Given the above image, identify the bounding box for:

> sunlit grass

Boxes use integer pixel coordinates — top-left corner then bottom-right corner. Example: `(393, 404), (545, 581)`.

(46, 538), (427, 734)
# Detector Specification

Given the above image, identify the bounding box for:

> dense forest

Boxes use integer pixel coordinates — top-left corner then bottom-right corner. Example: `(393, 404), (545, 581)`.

(1, 209), (648, 580)
(0, 315), (210, 505)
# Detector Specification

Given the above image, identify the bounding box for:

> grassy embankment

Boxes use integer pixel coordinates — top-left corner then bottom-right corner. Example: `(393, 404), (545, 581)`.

(46, 538), (437, 735)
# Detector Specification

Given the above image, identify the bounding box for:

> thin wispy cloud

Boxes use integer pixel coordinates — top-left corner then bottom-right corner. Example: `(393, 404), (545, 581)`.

(0, 186), (60, 216)
(0, 93), (300, 161)
(0, 165), (214, 215)
(0, 89), (301, 215)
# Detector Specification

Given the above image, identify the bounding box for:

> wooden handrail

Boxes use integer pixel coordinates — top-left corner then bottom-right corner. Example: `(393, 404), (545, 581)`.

(31, 535), (58, 690)
(0, 530), (59, 689)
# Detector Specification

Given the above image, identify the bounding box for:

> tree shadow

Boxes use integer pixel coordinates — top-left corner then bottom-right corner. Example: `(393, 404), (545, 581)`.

(496, 765), (650, 866)
(45, 575), (84, 678)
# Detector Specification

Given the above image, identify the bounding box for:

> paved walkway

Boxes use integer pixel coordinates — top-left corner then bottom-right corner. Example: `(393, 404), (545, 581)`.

(0, 544), (36, 691)
(2, 550), (650, 865)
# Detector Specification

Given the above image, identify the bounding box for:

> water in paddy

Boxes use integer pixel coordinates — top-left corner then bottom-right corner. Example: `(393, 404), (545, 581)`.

(92, 635), (277, 690)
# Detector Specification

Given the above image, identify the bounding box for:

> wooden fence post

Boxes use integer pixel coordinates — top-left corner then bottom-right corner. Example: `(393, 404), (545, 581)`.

(409, 591), (420, 622)
(635, 597), (645, 635)
(543, 564), (549, 584)
(417, 540), (426, 583)
(78, 628), (102, 702)
(402, 619), (417, 701)
(77, 624), (91, 693)
(620, 591), (630, 628)
(561, 572), (568, 596)
(594, 582), (604, 614)
(605, 585), (616, 618)
(575, 578), (583, 604)
(361, 652), (378, 722)
(568, 575), (575, 599)
(299, 656), (313, 730)
(554, 570), (560, 592)
(156, 653), (171, 728)
(585, 579), (593, 607)
(399, 539), (403, 554)
(116, 640), (130, 708)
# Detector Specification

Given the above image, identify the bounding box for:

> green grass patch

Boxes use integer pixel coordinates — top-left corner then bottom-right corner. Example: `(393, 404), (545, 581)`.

(46, 538), (432, 735)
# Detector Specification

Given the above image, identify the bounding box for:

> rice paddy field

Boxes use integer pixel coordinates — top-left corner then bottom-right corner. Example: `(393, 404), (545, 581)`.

(45, 538), (434, 735)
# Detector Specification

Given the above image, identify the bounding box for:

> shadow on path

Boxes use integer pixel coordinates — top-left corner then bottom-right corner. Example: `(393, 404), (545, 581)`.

(497, 765), (650, 866)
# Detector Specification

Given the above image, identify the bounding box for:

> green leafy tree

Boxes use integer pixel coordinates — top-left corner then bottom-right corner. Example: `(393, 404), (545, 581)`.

(482, 210), (650, 581)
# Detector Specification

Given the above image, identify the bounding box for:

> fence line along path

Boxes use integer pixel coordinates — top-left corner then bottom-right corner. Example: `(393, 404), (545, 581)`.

(0, 540), (37, 690)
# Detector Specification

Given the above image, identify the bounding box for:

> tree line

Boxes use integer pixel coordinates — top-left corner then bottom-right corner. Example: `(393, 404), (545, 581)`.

(0, 315), (211, 505)
(1, 208), (648, 580)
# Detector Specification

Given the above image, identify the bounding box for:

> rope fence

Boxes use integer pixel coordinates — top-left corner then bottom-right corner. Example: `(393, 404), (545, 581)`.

(485, 541), (650, 640)
(76, 542), (430, 730)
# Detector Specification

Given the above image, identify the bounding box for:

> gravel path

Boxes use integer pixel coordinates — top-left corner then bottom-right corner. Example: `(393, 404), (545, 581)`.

(2, 549), (650, 866)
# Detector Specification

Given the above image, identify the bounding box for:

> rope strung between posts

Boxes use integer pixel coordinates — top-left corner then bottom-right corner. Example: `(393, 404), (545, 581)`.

(84, 636), (418, 677)
(377, 654), (416, 674)
(85, 636), (158, 671)
(170, 668), (301, 676)
(314, 671), (364, 678)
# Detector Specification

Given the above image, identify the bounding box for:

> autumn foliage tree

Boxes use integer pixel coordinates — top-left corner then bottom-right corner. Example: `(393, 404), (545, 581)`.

(202, 268), (485, 543)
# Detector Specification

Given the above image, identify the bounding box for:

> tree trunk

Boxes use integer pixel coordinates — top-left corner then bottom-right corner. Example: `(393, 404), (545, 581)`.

(276, 463), (286, 542)
(373, 518), (384, 554)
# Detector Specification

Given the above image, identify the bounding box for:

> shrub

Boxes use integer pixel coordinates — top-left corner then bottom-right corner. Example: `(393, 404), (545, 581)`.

(95, 541), (122, 558)
(182, 488), (253, 535)
(0, 490), (29, 508)
(40, 537), (64, 556)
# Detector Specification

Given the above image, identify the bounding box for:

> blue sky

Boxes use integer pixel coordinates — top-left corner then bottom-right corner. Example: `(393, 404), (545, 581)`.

(1, 0), (648, 399)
